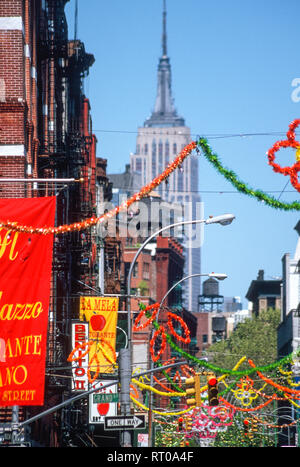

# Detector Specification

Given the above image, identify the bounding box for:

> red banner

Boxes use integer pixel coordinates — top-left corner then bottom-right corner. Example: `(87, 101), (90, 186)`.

(0, 197), (56, 406)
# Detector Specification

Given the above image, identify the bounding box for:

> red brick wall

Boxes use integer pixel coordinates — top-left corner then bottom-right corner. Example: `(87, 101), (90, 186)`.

(0, 0), (33, 198)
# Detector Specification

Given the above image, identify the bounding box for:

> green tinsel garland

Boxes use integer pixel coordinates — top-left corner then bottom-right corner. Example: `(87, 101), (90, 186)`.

(144, 306), (296, 381)
(197, 137), (300, 211)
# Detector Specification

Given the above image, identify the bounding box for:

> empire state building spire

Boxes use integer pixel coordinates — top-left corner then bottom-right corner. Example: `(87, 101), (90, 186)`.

(144, 1), (185, 128)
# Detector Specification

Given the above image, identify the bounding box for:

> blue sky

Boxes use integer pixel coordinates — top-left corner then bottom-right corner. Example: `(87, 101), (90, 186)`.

(65, 0), (300, 309)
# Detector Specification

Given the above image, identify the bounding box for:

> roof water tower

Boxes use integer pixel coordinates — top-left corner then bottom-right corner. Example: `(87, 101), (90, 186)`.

(198, 277), (224, 312)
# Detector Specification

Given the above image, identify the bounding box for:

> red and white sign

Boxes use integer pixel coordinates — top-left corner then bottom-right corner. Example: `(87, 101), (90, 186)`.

(89, 381), (117, 424)
(0, 197), (56, 406)
(71, 321), (89, 391)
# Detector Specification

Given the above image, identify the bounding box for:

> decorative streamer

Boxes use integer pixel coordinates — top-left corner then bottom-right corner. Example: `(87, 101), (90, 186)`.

(137, 304), (298, 379)
(2, 121), (300, 234)
(267, 118), (300, 192)
(198, 137), (300, 210)
(0, 141), (197, 234)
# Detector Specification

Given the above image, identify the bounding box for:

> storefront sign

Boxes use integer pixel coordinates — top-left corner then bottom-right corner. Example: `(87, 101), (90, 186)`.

(79, 297), (118, 374)
(71, 321), (89, 391)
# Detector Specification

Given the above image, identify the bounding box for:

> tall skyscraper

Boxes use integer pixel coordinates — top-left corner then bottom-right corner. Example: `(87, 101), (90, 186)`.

(130, 1), (202, 311)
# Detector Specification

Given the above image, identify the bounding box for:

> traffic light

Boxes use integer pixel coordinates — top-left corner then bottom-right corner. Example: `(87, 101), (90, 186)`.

(251, 419), (258, 433)
(207, 374), (219, 406)
(185, 416), (193, 432)
(185, 373), (201, 407)
(180, 439), (189, 447)
(243, 418), (250, 436)
(177, 417), (184, 431)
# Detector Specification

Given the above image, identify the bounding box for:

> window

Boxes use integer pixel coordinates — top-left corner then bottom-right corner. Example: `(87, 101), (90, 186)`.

(133, 263), (138, 278)
(267, 297), (276, 309)
(173, 143), (177, 155)
(158, 139), (163, 173)
(152, 139), (157, 178)
(165, 140), (169, 161)
(135, 157), (142, 173)
(142, 262), (150, 279)
(144, 143), (148, 155)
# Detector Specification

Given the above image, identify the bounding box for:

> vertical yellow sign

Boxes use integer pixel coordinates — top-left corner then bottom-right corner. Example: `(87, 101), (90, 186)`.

(79, 297), (119, 374)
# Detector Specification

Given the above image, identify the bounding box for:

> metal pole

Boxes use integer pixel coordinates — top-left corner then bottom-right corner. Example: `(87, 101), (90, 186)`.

(18, 361), (186, 429)
(126, 220), (207, 352)
(147, 272), (226, 446)
(124, 219), (207, 446)
(123, 215), (235, 446)
(11, 405), (19, 444)
(0, 178), (81, 183)
(119, 348), (132, 447)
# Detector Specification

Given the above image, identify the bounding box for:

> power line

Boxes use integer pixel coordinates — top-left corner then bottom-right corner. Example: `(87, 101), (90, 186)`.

(93, 129), (286, 139)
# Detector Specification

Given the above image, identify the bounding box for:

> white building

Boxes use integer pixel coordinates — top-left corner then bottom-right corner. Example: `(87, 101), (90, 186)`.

(130, 2), (202, 311)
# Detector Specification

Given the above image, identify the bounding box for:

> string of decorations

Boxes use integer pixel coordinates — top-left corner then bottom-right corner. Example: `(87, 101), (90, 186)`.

(135, 303), (297, 378)
(2, 119), (300, 234)
(267, 119), (300, 192)
(0, 141), (197, 235)
(198, 137), (300, 211)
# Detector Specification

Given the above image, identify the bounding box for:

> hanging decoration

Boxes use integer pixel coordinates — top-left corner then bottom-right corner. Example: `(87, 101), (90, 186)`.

(67, 337), (117, 383)
(2, 119), (300, 235)
(0, 141), (197, 235)
(132, 302), (160, 331)
(136, 302), (298, 380)
(267, 119), (300, 192)
(198, 137), (300, 210)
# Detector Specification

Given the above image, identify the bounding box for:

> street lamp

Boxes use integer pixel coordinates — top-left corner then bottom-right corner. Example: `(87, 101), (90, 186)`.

(119, 213), (235, 447)
(158, 272), (227, 313)
(126, 214), (234, 348)
(148, 271), (227, 447)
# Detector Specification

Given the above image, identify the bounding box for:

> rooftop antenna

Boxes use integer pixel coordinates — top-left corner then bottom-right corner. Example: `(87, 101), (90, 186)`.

(74, 0), (78, 41)
(162, 0), (167, 57)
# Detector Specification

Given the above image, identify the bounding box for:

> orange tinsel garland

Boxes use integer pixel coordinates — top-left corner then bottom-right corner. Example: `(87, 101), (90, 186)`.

(0, 141), (197, 235)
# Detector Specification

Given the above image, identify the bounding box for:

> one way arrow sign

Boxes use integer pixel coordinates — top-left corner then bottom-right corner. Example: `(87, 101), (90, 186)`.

(104, 415), (146, 431)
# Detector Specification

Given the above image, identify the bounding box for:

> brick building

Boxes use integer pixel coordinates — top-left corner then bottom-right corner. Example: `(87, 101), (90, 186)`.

(0, 0), (102, 447)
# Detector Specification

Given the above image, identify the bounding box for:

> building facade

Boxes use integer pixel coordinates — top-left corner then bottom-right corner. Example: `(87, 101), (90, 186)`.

(130, 2), (202, 313)
(0, 0), (110, 447)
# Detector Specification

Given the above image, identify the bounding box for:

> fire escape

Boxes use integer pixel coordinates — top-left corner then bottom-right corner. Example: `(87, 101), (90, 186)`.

(29, 0), (96, 446)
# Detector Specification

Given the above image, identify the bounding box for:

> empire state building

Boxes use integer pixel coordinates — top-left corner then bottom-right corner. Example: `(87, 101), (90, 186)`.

(130, 1), (202, 312)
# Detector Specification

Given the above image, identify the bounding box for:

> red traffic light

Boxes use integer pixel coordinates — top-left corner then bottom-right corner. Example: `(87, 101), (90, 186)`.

(208, 377), (217, 386)
(177, 417), (184, 431)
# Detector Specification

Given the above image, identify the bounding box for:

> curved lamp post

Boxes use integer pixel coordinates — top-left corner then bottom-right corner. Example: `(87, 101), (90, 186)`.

(157, 272), (227, 316)
(126, 214), (235, 349)
(120, 213), (235, 447)
(148, 271), (227, 447)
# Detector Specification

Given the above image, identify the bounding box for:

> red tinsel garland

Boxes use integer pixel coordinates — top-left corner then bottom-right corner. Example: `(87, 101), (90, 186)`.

(133, 303), (160, 331)
(267, 119), (300, 192)
(167, 311), (191, 344)
(150, 326), (167, 362)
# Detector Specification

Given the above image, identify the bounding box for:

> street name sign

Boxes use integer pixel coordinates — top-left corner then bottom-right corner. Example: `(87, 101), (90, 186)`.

(104, 415), (146, 431)
(93, 393), (119, 403)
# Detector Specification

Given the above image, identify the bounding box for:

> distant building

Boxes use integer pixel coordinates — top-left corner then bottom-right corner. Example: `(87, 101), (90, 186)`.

(278, 221), (300, 357)
(277, 221), (300, 447)
(129, 2), (202, 312)
(222, 296), (243, 313)
(245, 269), (281, 317)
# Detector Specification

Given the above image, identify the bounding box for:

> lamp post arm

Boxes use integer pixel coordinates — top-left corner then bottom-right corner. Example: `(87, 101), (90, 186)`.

(159, 273), (206, 312)
(126, 219), (206, 347)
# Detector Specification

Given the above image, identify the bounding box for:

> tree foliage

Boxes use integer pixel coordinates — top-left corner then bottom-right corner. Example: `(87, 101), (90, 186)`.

(206, 308), (281, 372)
